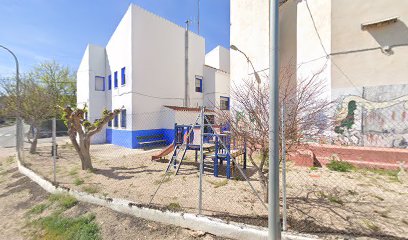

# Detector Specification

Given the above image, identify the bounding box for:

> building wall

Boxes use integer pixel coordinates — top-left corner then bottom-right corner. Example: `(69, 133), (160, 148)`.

(131, 4), (205, 122)
(331, 0), (408, 90)
(205, 46), (230, 73)
(296, 0), (332, 100)
(77, 44), (108, 144)
(203, 66), (230, 109)
(230, 0), (297, 95)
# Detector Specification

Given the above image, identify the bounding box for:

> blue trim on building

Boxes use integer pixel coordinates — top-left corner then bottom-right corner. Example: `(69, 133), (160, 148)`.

(114, 71), (118, 88)
(105, 128), (174, 149)
(108, 75), (112, 90)
(121, 67), (126, 85)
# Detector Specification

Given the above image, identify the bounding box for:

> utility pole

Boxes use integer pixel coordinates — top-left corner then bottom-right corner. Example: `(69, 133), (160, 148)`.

(184, 20), (191, 107)
(268, 0), (281, 239)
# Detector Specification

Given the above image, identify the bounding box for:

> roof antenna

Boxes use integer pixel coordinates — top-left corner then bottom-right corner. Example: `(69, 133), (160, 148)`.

(197, 0), (200, 34)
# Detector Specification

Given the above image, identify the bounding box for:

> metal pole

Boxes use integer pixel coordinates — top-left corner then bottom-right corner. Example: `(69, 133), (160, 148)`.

(184, 20), (190, 107)
(52, 117), (57, 183)
(281, 104), (287, 231)
(268, 0), (281, 239)
(0, 45), (22, 160)
(198, 106), (204, 214)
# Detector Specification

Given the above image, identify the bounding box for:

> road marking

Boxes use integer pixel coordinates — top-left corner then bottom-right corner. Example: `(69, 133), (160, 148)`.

(3, 134), (11, 137)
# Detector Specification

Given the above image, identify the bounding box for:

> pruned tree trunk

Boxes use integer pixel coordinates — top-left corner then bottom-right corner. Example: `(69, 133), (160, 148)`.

(29, 126), (39, 154)
(68, 132), (93, 170)
(78, 136), (92, 170)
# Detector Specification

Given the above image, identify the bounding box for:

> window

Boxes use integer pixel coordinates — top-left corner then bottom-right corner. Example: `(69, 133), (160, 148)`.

(84, 112), (88, 120)
(108, 75), (112, 90)
(95, 76), (105, 91)
(114, 115), (119, 127)
(114, 71), (118, 88)
(220, 96), (230, 110)
(195, 75), (203, 92)
(121, 109), (126, 128)
(121, 67), (126, 85)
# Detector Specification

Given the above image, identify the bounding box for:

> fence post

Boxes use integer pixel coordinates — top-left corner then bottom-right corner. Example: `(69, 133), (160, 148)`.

(198, 106), (204, 214)
(281, 104), (287, 231)
(52, 117), (57, 184)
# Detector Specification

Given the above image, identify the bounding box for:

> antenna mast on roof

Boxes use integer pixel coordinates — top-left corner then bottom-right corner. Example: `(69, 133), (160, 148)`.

(197, 0), (200, 34)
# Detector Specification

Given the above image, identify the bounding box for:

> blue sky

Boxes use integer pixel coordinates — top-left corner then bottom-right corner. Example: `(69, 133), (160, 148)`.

(0, 0), (230, 76)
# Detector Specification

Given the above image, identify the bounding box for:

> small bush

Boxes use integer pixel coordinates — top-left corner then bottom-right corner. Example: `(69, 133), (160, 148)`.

(327, 160), (354, 172)
(310, 166), (318, 171)
(49, 194), (78, 209)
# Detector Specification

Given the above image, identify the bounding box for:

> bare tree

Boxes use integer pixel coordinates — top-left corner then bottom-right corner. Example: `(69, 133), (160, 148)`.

(217, 64), (330, 201)
(62, 106), (119, 170)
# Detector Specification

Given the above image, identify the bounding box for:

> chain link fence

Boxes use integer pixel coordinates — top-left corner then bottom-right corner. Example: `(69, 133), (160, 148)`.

(16, 100), (408, 239)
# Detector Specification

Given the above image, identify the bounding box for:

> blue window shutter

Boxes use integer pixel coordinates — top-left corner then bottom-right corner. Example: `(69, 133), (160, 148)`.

(121, 67), (126, 85)
(200, 79), (202, 92)
(108, 75), (112, 90)
(114, 71), (118, 88)
(121, 109), (126, 128)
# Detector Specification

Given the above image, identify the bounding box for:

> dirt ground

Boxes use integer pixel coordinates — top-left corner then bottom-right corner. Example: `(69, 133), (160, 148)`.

(23, 139), (408, 239)
(0, 147), (228, 240)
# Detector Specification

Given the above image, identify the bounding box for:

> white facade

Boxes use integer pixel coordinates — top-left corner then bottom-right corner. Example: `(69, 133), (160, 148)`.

(231, 0), (408, 101)
(77, 4), (230, 148)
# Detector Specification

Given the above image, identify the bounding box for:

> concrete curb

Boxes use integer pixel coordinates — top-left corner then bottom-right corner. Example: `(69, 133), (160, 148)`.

(17, 160), (318, 240)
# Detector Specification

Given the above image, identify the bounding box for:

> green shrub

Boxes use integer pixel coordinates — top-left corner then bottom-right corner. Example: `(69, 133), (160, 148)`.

(327, 160), (354, 172)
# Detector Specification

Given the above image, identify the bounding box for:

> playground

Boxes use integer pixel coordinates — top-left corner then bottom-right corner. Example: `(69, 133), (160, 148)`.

(22, 137), (408, 239)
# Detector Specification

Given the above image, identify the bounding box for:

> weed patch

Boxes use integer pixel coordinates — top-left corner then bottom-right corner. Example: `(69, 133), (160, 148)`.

(34, 213), (100, 240)
(74, 178), (84, 186)
(327, 160), (354, 172)
(28, 203), (48, 215)
(206, 179), (228, 188)
(82, 185), (100, 194)
(363, 219), (380, 232)
(166, 202), (182, 212)
(49, 194), (78, 209)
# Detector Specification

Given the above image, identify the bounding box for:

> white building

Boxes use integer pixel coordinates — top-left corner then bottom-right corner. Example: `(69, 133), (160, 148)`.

(77, 4), (230, 148)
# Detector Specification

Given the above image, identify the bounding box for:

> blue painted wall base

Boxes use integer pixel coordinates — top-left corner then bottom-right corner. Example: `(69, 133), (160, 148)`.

(106, 128), (174, 149)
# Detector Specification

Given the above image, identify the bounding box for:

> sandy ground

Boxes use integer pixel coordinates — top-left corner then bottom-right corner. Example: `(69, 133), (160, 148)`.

(0, 147), (228, 240)
(23, 139), (408, 239)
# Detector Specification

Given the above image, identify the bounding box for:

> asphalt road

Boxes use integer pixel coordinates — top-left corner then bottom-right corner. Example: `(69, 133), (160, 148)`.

(0, 124), (19, 148)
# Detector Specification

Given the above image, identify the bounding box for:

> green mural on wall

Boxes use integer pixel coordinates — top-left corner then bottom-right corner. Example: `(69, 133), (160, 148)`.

(334, 100), (357, 134)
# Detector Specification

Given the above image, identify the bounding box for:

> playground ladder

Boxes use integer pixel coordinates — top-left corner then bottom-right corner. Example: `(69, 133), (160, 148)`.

(165, 143), (188, 175)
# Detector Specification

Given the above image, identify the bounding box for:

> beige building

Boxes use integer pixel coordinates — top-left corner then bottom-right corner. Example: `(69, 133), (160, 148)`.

(231, 0), (408, 148)
(231, 0), (408, 98)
